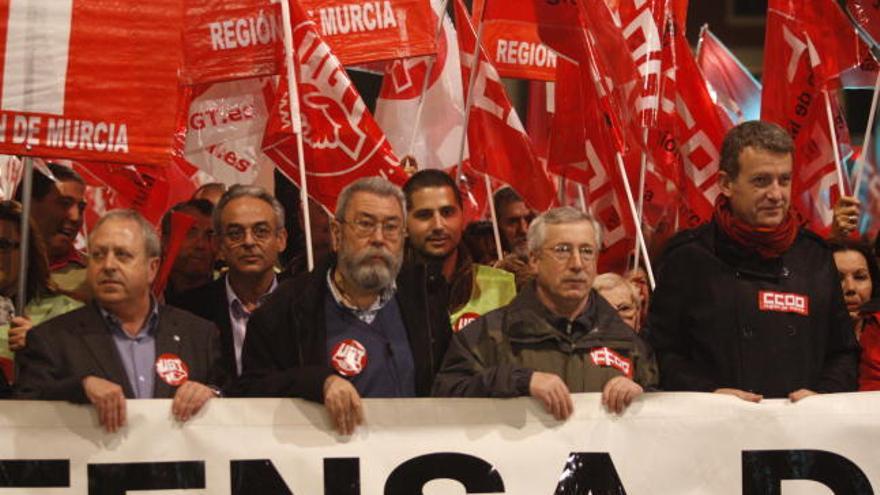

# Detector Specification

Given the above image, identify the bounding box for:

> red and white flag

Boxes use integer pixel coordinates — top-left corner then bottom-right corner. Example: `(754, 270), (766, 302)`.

(0, 0), (185, 166)
(183, 0), (437, 84)
(262, 0), (408, 213)
(374, 0), (466, 171)
(453, 0), (555, 212)
(185, 78), (275, 186)
(762, 0), (849, 235)
(696, 26), (763, 123)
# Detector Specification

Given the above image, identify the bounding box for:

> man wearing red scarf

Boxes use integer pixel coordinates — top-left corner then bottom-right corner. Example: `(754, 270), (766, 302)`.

(645, 121), (859, 401)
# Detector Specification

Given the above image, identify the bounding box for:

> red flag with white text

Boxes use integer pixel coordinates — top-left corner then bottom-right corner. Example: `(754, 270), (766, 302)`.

(183, 0), (437, 84)
(453, 0), (556, 212)
(696, 26), (763, 124)
(0, 0), (185, 166)
(262, 0), (408, 213)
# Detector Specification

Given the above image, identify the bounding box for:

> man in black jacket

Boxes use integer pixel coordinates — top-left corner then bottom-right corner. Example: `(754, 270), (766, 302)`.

(645, 121), (859, 401)
(237, 178), (451, 435)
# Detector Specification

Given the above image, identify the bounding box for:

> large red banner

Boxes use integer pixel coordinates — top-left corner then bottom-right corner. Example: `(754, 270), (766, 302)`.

(0, 0), (185, 166)
(183, 0), (437, 84)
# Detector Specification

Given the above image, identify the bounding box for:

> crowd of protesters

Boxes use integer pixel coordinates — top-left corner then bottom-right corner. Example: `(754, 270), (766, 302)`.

(0, 120), (876, 435)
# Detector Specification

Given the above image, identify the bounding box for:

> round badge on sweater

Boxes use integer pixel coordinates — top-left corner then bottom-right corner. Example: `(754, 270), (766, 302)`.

(330, 339), (368, 377)
(453, 312), (481, 333)
(155, 353), (190, 386)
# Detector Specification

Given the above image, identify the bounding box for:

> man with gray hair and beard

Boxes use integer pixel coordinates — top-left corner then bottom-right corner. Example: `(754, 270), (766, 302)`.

(237, 178), (452, 435)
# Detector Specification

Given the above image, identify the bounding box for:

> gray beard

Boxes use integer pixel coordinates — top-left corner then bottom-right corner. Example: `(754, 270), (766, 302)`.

(339, 246), (402, 292)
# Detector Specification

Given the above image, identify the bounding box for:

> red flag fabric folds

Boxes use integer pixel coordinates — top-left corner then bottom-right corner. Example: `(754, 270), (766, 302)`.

(263, 0), (408, 213)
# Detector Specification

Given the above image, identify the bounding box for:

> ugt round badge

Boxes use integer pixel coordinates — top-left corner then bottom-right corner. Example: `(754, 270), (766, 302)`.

(155, 353), (190, 386)
(330, 339), (368, 377)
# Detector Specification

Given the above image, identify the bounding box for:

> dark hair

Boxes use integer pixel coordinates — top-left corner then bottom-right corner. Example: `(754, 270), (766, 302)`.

(493, 186), (524, 215)
(402, 169), (462, 209)
(160, 199), (214, 240)
(0, 200), (52, 302)
(719, 121), (794, 179)
(15, 163), (85, 202)
(829, 239), (880, 299)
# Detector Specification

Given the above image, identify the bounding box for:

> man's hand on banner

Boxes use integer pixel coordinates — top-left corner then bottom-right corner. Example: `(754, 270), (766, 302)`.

(714, 388), (763, 403)
(171, 381), (216, 422)
(82, 376), (127, 433)
(788, 389), (818, 402)
(602, 376), (644, 414)
(529, 371), (573, 421)
(830, 196), (861, 240)
(324, 375), (364, 435)
(7, 315), (33, 352)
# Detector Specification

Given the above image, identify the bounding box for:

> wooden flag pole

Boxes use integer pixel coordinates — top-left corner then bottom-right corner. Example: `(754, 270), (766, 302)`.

(280, 0), (314, 272)
(485, 174), (504, 261)
(16, 155), (34, 314)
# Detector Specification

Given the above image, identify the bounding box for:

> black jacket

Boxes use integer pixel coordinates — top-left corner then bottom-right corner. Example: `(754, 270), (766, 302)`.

(644, 221), (859, 398)
(234, 259), (452, 401)
(14, 304), (227, 401)
(167, 277), (237, 379)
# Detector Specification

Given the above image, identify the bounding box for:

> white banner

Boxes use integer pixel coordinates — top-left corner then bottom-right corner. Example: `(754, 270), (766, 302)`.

(0, 393), (878, 493)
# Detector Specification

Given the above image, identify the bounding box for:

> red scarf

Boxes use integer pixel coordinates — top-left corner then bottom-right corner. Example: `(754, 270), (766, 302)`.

(713, 196), (798, 259)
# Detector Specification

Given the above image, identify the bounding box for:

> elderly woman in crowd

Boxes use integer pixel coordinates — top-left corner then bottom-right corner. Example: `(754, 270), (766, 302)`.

(594, 272), (642, 332)
(0, 201), (82, 386)
(829, 239), (880, 391)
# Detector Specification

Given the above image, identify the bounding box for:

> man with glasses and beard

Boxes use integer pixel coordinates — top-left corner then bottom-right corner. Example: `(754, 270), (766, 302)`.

(433, 207), (657, 419)
(237, 178), (452, 435)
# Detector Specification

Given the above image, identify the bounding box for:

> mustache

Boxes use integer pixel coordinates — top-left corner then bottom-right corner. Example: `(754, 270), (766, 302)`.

(353, 246), (395, 266)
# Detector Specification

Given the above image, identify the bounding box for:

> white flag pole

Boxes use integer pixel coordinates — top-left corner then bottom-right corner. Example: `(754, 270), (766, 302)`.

(823, 89), (848, 197)
(15, 155), (34, 314)
(406, 0), (451, 159)
(615, 152), (656, 290)
(455, 2), (486, 182)
(279, 0), (314, 272)
(852, 72), (880, 195)
(633, 127), (649, 275)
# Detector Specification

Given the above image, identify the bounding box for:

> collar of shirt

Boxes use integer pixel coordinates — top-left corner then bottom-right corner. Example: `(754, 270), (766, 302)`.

(49, 247), (86, 272)
(326, 268), (397, 324)
(98, 298), (160, 340)
(225, 274), (279, 319)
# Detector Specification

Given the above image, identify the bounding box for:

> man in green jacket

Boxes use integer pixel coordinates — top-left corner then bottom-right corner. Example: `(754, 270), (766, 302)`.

(433, 207), (657, 419)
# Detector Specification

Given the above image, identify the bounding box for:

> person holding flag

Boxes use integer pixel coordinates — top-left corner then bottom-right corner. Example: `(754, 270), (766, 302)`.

(646, 121), (859, 401)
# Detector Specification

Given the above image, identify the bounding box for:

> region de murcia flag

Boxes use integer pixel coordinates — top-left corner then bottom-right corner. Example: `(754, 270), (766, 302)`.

(0, 0), (185, 166)
(185, 78), (275, 186)
(183, 0), (437, 84)
(453, 0), (555, 212)
(375, 0), (467, 171)
(262, 0), (408, 213)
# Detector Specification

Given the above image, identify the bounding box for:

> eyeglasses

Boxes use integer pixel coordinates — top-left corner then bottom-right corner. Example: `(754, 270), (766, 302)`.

(0, 239), (20, 252)
(544, 244), (596, 263)
(340, 217), (403, 240)
(221, 224), (276, 244)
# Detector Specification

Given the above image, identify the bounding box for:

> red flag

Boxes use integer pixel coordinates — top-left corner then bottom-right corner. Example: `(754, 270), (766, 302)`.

(74, 161), (197, 227)
(375, 0), (467, 170)
(182, 0), (437, 84)
(152, 211), (197, 298)
(453, 0), (556, 212)
(763, 1), (844, 235)
(0, 0), (185, 166)
(696, 26), (762, 123)
(262, 0), (409, 213)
